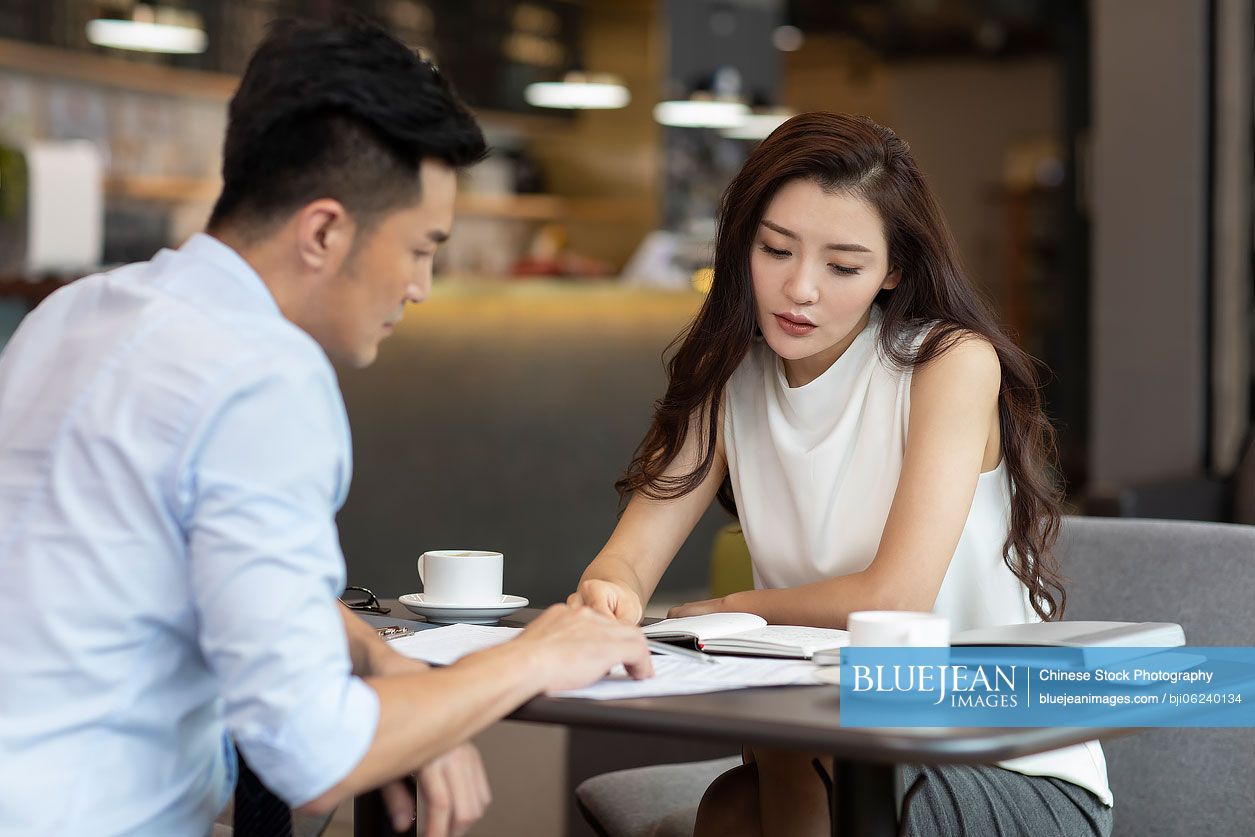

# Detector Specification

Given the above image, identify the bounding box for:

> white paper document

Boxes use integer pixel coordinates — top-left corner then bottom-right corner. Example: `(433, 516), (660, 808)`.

(550, 655), (822, 700)
(387, 623), (825, 700)
(389, 623), (522, 665)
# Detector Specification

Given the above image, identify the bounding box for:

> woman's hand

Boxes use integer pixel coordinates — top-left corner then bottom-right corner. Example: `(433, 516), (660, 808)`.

(667, 595), (733, 619)
(567, 578), (644, 626)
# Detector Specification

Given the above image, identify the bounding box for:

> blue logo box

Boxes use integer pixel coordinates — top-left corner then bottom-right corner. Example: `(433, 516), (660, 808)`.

(838, 647), (1255, 727)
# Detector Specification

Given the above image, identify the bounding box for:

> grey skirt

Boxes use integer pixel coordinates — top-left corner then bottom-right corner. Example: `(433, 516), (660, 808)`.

(896, 763), (1113, 837)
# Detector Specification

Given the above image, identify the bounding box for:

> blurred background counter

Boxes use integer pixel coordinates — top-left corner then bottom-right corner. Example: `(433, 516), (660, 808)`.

(0, 0), (1252, 561)
(335, 279), (720, 606)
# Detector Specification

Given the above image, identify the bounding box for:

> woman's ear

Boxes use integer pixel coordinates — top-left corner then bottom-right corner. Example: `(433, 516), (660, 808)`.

(881, 266), (901, 291)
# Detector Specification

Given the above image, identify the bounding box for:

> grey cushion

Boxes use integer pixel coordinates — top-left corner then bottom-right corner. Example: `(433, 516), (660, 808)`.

(1058, 515), (1255, 643)
(650, 807), (703, 837)
(575, 756), (741, 837)
(1054, 515), (1255, 837)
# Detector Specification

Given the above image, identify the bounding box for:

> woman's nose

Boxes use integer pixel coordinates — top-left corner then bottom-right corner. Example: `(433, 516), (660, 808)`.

(782, 266), (819, 305)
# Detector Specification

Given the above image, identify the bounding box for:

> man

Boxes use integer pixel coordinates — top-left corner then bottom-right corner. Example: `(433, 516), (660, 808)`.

(0, 18), (652, 837)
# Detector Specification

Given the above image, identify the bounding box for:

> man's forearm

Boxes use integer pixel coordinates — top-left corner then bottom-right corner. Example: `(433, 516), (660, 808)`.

(338, 602), (376, 674)
(303, 604), (652, 816)
(338, 602), (426, 677)
(300, 639), (547, 814)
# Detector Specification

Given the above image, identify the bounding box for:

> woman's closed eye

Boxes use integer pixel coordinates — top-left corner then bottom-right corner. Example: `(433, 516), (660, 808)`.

(760, 242), (861, 276)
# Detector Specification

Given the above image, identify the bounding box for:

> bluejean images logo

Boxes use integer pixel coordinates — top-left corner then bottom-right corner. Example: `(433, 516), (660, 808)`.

(839, 647), (1255, 728)
(849, 660), (1021, 708)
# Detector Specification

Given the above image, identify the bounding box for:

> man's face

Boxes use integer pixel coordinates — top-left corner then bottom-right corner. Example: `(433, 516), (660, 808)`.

(316, 158), (457, 367)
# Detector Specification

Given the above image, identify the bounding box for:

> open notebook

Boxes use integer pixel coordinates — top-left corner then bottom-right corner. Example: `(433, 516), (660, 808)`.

(643, 612), (849, 659)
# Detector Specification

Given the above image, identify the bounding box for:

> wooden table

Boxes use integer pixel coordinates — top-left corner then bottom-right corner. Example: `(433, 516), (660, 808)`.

(353, 602), (1132, 836)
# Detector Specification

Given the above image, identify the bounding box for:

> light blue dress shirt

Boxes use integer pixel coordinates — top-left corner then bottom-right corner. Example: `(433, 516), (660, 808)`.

(0, 234), (379, 836)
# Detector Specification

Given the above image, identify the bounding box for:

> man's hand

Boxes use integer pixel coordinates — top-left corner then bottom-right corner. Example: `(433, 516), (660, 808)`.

(514, 604), (653, 692)
(667, 596), (731, 619)
(566, 578), (644, 627)
(379, 743), (491, 836)
(415, 743), (491, 837)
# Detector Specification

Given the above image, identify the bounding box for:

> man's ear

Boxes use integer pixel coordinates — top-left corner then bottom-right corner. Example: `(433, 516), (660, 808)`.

(881, 265), (901, 291)
(294, 198), (355, 273)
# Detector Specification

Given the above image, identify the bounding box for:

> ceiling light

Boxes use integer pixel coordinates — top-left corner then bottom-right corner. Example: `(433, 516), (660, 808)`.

(773, 25), (805, 52)
(655, 66), (749, 129)
(524, 72), (630, 110)
(720, 109), (795, 141)
(653, 98), (749, 129)
(86, 5), (206, 55)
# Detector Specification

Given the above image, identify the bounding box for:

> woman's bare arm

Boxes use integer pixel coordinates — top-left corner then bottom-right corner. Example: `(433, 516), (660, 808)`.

(570, 409), (729, 624)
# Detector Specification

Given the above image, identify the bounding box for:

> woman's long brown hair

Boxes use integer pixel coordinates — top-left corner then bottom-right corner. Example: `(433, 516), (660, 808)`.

(616, 112), (1067, 621)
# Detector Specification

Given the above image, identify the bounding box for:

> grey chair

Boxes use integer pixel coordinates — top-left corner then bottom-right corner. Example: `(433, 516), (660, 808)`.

(575, 756), (741, 837)
(576, 516), (1255, 837)
(1057, 516), (1255, 837)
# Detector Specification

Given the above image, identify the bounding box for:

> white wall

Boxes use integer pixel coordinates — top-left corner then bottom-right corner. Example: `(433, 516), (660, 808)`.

(1088, 0), (1209, 489)
(784, 43), (1061, 305)
(888, 59), (1060, 301)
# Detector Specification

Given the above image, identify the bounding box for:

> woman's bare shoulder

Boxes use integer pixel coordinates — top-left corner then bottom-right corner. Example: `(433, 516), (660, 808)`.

(911, 327), (1001, 406)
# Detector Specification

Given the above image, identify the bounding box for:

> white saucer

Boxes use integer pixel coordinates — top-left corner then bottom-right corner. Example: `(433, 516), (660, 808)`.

(399, 593), (529, 624)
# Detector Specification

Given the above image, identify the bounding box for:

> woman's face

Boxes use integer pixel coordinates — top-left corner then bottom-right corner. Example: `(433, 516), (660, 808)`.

(750, 178), (899, 386)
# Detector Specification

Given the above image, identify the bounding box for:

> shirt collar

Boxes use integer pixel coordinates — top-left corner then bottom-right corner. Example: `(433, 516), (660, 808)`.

(176, 232), (282, 316)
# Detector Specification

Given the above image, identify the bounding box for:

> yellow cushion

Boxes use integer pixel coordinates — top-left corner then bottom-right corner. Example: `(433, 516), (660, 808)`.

(709, 523), (754, 598)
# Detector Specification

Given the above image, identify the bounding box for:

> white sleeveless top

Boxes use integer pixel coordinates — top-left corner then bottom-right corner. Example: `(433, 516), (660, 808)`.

(723, 308), (1112, 806)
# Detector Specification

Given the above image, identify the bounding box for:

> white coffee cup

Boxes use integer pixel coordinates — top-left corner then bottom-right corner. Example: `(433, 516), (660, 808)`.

(417, 550), (504, 604)
(847, 611), (951, 647)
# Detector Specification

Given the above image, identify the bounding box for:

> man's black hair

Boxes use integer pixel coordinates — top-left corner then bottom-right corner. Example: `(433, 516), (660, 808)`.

(208, 17), (487, 235)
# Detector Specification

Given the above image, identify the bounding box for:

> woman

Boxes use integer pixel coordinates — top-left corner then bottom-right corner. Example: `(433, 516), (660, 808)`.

(569, 113), (1112, 836)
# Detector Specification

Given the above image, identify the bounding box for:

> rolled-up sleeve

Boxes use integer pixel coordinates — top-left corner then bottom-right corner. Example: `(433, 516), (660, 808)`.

(181, 354), (378, 807)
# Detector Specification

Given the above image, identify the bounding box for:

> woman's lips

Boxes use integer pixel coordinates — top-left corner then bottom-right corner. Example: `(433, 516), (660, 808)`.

(774, 313), (816, 336)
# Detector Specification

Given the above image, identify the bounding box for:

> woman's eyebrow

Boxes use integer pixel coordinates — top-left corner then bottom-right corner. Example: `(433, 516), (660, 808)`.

(760, 219), (872, 253)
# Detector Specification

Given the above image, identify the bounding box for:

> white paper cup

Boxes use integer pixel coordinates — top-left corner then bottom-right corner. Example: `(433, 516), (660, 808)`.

(847, 611), (951, 647)
(417, 550), (503, 604)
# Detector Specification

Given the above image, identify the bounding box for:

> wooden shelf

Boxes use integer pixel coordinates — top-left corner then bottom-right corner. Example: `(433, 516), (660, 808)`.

(105, 175), (221, 203)
(0, 37), (571, 135)
(5, 39), (632, 220)
(102, 175), (650, 223)
(0, 37), (238, 100)
(0, 277), (67, 305)
(454, 193), (651, 223)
